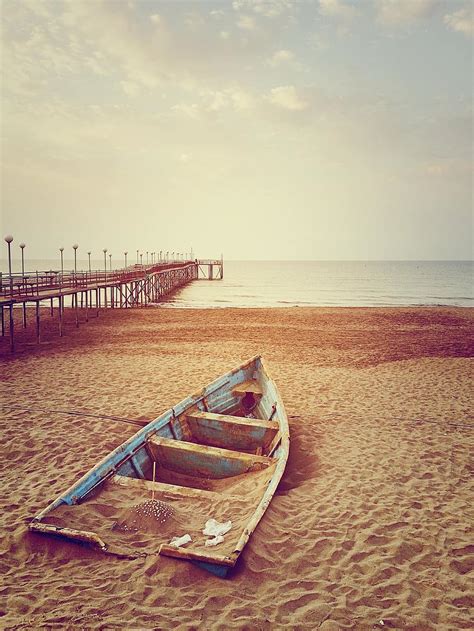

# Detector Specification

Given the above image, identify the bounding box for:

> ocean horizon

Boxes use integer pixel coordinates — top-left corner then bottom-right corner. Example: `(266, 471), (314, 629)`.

(160, 260), (473, 308)
(1, 259), (472, 309)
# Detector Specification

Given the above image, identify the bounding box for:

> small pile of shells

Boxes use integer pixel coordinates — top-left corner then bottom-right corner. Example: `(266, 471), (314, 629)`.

(113, 499), (174, 533)
(133, 499), (174, 523)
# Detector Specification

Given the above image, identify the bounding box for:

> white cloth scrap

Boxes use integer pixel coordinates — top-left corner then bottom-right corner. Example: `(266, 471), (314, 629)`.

(203, 519), (232, 537)
(205, 535), (225, 547)
(169, 534), (192, 548)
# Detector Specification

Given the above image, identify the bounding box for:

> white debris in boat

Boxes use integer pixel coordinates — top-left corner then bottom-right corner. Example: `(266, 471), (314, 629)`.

(169, 534), (192, 548)
(205, 535), (225, 547)
(203, 518), (232, 538)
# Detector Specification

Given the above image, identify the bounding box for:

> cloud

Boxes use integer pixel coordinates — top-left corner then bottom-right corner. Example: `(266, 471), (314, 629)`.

(120, 80), (140, 97)
(444, 7), (473, 37)
(2, 0), (271, 104)
(184, 12), (206, 30)
(59, 2), (165, 88)
(374, 0), (437, 26)
(172, 87), (257, 118)
(237, 14), (258, 30)
(171, 103), (201, 119)
(229, 88), (257, 110)
(268, 49), (295, 65)
(267, 85), (309, 111)
(421, 158), (472, 178)
(232, 0), (295, 18)
(318, 0), (359, 21)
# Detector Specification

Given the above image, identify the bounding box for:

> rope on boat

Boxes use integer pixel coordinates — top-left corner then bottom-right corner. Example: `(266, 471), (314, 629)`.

(0, 403), (149, 427)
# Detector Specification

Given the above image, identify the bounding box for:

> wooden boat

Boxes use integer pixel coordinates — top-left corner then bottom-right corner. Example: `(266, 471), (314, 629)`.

(29, 356), (289, 576)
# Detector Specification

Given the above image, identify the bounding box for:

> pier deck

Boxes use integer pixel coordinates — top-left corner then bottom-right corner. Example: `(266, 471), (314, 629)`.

(0, 258), (223, 352)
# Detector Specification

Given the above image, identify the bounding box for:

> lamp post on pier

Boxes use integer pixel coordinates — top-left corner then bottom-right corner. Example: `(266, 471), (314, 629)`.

(87, 252), (91, 273)
(109, 253), (112, 271)
(103, 248), (108, 308)
(72, 244), (78, 290)
(73, 244), (78, 272)
(136, 249), (139, 264)
(4, 235), (14, 351)
(19, 242), (26, 327)
(140, 253), (143, 266)
(4, 234), (13, 293)
(19, 242), (26, 278)
(72, 244), (79, 326)
(124, 251), (128, 268)
(146, 251), (149, 265)
(59, 247), (64, 335)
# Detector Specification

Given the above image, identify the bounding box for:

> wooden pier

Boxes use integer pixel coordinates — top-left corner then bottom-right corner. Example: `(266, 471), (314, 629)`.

(0, 258), (223, 352)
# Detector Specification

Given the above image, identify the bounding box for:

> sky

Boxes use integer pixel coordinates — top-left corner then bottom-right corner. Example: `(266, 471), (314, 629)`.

(1, 0), (472, 261)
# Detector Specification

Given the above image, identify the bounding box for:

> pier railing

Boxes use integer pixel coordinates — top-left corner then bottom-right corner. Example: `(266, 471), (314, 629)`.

(0, 262), (196, 299)
(0, 258), (223, 352)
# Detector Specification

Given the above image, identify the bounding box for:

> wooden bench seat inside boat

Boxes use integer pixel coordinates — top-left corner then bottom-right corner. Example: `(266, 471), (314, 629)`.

(147, 436), (273, 479)
(231, 380), (263, 396)
(111, 474), (224, 499)
(185, 411), (279, 451)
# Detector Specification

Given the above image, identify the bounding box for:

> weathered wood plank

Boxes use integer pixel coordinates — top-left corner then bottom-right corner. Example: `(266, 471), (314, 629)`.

(147, 436), (272, 479)
(29, 522), (107, 550)
(231, 380), (263, 396)
(111, 474), (223, 499)
(186, 410), (278, 451)
(159, 543), (235, 567)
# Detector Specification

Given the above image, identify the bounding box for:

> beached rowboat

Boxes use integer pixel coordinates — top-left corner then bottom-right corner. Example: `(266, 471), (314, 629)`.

(29, 356), (289, 576)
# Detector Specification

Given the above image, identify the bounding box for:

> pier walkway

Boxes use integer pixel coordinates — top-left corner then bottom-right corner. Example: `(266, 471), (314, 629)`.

(0, 258), (223, 351)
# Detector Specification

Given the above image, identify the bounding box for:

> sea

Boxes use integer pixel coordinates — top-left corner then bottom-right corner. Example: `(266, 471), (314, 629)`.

(1, 259), (471, 308)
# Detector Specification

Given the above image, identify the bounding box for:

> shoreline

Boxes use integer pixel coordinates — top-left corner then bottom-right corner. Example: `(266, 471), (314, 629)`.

(1, 306), (473, 628)
(158, 302), (473, 308)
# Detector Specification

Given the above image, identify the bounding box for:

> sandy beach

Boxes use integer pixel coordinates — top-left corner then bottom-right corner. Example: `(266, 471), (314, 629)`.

(0, 306), (473, 629)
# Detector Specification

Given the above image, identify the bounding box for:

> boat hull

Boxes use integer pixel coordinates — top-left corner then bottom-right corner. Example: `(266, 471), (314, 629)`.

(29, 356), (289, 575)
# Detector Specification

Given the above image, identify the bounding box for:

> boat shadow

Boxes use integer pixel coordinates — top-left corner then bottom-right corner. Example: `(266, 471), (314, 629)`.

(275, 417), (319, 495)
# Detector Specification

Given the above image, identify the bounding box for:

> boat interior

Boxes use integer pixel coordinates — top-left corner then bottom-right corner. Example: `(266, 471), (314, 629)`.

(114, 377), (281, 491)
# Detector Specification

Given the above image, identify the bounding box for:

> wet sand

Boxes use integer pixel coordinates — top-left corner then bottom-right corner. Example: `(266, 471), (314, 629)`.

(1, 307), (473, 629)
